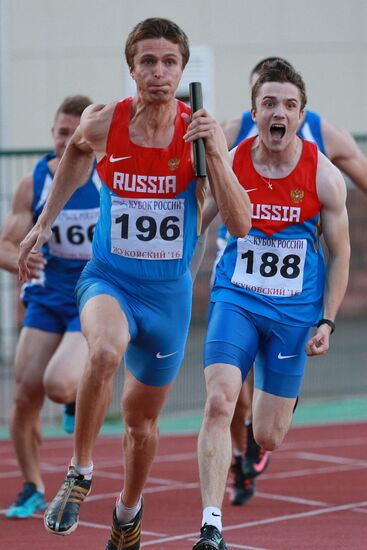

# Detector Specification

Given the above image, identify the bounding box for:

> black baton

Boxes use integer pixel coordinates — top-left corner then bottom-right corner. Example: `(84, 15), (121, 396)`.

(189, 82), (207, 177)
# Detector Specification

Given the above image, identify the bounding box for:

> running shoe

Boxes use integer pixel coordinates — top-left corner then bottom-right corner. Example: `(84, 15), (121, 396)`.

(44, 466), (92, 535)
(105, 498), (144, 549)
(230, 455), (256, 506)
(192, 524), (228, 549)
(242, 423), (271, 478)
(5, 482), (46, 518)
(63, 402), (76, 434)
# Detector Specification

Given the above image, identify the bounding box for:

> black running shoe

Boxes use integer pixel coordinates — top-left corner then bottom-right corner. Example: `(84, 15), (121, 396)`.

(192, 524), (228, 549)
(44, 466), (92, 535)
(230, 455), (256, 506)
(105, 498), (144, 549)
(242, 423), (271, 479)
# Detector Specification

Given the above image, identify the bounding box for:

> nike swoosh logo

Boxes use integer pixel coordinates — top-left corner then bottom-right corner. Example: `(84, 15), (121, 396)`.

(278, 353), (298, 360)
(245, 188), (258, 193)
(156, 351), (178, 359)
(109, 155), (132, 163)
(211, 512), (221, 517)
(253, 451), (270, 473)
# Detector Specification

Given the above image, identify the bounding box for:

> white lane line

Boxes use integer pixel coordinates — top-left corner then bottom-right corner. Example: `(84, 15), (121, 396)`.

(1, 431), (363, 455)
(279, 436), (367, 451)
(221, 500), (367, 530)
(139, 500), (367, 546)
(254, 491), (328, 507)
(1, 436), (366, 464)
(260, 463), (363, 480)
(1, 460), (365, 485)
(85, 482), (201, 503)
(31, 513), (167, 536)
(289, 451), (367, 467)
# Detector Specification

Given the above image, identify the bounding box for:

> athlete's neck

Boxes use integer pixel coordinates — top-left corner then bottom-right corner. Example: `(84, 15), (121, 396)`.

(129, 97), (177, 148)
(252, 136), (302, 179)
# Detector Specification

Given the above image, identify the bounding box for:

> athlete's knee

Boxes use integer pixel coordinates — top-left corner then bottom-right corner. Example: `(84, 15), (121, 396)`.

(204, 389), (236, 427)
(14, 377), (45, 411)
(253, 422), (288, 451)
(13, 381), (43, 414)
(88, 341), (122, 381)
(43, 375), (76, 404)
(124, 416), (159, 448)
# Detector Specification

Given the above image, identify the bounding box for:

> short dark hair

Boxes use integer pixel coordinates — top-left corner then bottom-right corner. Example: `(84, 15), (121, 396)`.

(250, 57), (293, 78)
(125, 17), (190, 69)
(251, 59), (307, 110)
(55, 95), (92, 120)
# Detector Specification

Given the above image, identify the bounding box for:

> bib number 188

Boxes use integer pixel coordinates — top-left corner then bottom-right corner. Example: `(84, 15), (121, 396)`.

(241, 250), (301, 279)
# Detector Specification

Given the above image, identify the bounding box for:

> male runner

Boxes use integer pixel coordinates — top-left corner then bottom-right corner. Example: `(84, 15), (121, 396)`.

(193, 59), (350, 549)
(218, 56), (367, 507)
(0, 95), (100, 518)
(18, 18), (251, 549)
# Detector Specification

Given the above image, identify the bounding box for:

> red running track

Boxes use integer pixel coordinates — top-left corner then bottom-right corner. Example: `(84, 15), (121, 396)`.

(1, 422), (367, 549)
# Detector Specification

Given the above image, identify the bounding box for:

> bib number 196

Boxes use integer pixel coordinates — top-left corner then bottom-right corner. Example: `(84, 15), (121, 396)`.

(115, 213), (180, 242)
(110, 198), (184, 260)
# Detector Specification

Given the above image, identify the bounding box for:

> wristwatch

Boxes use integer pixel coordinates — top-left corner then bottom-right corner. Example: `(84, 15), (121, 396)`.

(317, 318), (335, 334)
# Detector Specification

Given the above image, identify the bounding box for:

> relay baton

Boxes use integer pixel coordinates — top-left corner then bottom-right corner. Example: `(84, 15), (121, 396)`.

(189, 82), (207, 177)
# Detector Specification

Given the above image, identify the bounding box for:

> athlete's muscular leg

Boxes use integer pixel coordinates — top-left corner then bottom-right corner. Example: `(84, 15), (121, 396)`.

(198, 363), (243, 507)
(230, 369), (254, 451)
(74, 295), (130, 466)
(11, 328), (62, 488)
(43, 332), (88, 404)
(121, 371), (173, 506)
(252, 388), (296, 451)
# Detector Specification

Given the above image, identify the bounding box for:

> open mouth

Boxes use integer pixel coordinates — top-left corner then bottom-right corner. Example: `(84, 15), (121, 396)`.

(270, 124), (286, 139)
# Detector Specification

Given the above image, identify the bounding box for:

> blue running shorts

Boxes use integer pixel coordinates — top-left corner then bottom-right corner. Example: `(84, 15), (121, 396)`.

(23, 300), (81, 333)
(204, 301), (311, 398)
(76, 259), (192, 387)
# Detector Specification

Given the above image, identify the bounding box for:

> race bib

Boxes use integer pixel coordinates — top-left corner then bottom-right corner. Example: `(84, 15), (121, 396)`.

(231, 234), (307, 297)
(110, 197), (184, 260)
(49, 208), (99, 259)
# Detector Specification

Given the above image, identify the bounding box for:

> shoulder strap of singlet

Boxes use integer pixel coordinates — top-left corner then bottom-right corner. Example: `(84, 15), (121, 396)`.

(299, 111), (326, 155)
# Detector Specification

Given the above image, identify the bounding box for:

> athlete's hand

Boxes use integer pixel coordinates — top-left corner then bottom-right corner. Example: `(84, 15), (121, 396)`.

(26, 250), (47, 280)
(18, 224), (52, 282)
(305, 324), (332, 356)
(182, 109), (227, 156)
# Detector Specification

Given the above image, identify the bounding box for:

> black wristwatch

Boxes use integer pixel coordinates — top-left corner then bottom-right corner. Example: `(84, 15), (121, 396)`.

(317, 318), (335, 334)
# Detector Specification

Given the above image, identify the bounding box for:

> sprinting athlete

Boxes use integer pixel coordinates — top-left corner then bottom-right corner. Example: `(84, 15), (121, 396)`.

(18, 18), (250, 549)
(0, 95), (100, 519)
(217, 56), (367, 507)
(193, 59), (350, 549)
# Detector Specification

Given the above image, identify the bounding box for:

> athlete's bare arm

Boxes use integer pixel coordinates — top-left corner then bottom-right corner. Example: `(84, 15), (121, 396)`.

(201, 146), (244, 233)
(306, 152), (350, 356)
(0, 174), (46, 276)
(322, 118), (367, 194)
(221, 116), (242, 150)
(184, 110), (251, 237)
(17, 103), (117, 281)
(80, 102), (117, 160)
